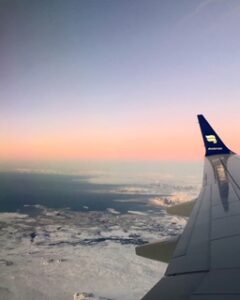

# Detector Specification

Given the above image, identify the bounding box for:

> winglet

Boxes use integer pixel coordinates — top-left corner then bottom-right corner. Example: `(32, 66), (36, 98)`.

(197, 114), (233, 156)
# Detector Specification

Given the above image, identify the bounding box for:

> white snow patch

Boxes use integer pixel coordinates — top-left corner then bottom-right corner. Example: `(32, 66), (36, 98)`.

(127, 211), (147, 216)
(106, 208), (120, 215)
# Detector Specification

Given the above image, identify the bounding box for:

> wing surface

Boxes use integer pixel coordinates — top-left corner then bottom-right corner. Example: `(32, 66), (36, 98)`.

(138, 115), (240, 300)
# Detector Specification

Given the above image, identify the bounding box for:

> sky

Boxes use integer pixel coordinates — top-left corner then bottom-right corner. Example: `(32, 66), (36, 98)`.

(1, 0), (240, 161)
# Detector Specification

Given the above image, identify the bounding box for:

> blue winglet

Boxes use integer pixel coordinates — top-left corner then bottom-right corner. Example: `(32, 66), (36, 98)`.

(197, 115), (233, 156)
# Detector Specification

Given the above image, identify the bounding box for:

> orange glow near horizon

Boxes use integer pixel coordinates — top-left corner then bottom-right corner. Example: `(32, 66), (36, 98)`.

(2, 112), (240, 162)
(2, 123), (239, 162)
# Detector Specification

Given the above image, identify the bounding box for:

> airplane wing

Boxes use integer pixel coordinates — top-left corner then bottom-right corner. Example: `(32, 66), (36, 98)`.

(137, 115), (240, 299)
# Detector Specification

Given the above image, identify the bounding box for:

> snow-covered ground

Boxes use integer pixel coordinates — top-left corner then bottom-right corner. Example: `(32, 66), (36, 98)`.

(0, 207), (186, 300)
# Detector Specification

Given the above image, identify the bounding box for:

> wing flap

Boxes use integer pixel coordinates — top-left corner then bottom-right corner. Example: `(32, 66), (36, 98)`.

(135, 236), (180, 263)
(166, 200), (195, 217)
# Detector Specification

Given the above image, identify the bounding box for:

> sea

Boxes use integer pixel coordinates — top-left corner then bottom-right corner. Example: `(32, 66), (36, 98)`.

(0, 160), (202, 214)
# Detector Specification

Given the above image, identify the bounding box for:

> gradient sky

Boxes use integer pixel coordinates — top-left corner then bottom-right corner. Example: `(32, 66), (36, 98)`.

(1, 0), (240, 161)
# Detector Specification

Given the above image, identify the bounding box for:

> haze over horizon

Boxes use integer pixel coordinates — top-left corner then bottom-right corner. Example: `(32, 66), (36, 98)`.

(1, 0), (240, 161)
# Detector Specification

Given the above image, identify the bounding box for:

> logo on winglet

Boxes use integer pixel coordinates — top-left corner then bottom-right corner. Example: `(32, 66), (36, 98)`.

(205, 135), (217, 144)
